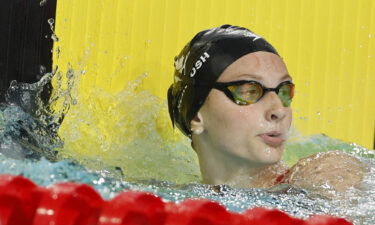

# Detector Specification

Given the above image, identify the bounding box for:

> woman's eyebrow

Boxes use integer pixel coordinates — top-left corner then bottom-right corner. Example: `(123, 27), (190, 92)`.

(237, 74), (263, 80)
(280, 74), (293, 81)
(236, 73), (293, 81)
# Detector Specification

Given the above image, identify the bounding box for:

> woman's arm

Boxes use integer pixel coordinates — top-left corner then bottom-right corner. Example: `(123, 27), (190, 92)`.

(280, 151), (368, 196)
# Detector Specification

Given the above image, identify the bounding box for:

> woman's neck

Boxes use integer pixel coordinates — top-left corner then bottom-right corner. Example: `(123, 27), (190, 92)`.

(194, 140), (288, 188)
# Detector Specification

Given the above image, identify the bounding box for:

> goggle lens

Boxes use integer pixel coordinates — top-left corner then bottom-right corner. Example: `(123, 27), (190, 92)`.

(227, 81), (294, 107)
(278, 83), (294, 107)
(228, 82), (263, 105)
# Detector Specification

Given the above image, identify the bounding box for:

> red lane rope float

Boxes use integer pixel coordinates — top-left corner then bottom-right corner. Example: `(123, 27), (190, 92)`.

(243, 207), (306, 225)
(33, 183), (104, 225)
(165, 199), (241, 225)
(99, 191), (166, 225)
(0, 174), (353, 225)
(0, 175), (40, 224)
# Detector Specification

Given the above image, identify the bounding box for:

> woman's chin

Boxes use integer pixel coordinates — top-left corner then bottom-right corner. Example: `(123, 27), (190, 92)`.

(255, 146), (283, 165)
(239, 153), (282, 166)
(226, 143), (283, 165)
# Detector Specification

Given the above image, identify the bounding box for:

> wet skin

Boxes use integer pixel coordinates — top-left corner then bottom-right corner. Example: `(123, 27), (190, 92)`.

(198, 52), (291, 165)
(191, 51), (292, 186)
(191, 51), (367, 192)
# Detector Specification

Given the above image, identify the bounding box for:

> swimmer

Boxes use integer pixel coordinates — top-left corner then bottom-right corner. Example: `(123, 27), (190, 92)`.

(167, 25), (367, 194)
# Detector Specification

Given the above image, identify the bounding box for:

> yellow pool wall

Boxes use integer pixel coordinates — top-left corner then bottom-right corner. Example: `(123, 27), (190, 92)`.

(53, 0), (375, 149)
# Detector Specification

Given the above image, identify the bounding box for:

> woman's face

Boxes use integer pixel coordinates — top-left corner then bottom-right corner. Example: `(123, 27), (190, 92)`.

(198, 51), (292, 165)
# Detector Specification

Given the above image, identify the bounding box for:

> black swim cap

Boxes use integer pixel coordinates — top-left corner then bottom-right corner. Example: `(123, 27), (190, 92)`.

(167, 24), (279, 138)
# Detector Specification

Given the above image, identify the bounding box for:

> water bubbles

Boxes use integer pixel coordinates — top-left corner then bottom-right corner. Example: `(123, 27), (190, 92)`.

(51, 34), (59, 42)
(71, 99), (78, 105)
(66, 68), (74, 79)
(316, 111), (321, 116)
(39, 65), (47, 75)
(9, 80), (18, 90)
(55, 47), (61, 59)
(98, 177), (105, 184)
(47, 18), (54, 26)
(40, 0), (47, 6)
(47, 18), (59, 42)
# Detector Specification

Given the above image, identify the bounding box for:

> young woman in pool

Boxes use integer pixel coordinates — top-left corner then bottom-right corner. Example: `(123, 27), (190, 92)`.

(167, 25), (366, 193)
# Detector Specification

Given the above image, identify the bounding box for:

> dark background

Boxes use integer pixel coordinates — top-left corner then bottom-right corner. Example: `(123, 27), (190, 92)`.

(0, 0), (57, 102)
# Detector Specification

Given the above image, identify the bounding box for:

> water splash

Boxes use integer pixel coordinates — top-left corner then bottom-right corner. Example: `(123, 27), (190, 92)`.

(0, 64), (79, 161)
(1, 70), (59, 161)
(0, 145), (374, 224)
(47, 18), (59, 42)
(56, 72), (201, 183)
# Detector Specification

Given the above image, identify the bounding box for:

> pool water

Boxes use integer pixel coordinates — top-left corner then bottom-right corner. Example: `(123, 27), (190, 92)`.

(0, 72), (374, 224)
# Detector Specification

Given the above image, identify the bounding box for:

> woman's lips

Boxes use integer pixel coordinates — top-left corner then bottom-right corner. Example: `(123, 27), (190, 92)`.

(258, 132), (285, 147)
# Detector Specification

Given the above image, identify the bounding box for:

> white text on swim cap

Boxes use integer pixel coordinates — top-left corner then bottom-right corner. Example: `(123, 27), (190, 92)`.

(190, 52), (210, 77)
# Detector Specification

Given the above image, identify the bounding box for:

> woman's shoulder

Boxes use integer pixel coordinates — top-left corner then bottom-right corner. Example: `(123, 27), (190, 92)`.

(280, 151), (368, 193)
(251, 161), (289, 188)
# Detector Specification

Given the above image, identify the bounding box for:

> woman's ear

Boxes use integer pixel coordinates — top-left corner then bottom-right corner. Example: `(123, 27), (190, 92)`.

(190, 112), (204, 135)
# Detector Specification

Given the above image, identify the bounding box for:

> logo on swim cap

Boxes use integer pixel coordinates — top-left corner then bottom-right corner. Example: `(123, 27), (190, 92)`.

(190, 52), (210, 77)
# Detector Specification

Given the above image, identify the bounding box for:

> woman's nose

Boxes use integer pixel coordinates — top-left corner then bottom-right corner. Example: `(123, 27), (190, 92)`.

(264, 92), (287, 122)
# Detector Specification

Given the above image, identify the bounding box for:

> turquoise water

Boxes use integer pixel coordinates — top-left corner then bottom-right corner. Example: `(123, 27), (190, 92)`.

(1, 75), (375, 224)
